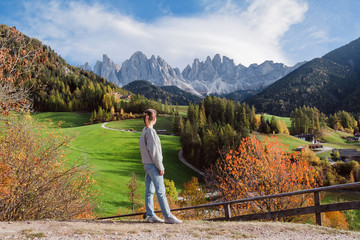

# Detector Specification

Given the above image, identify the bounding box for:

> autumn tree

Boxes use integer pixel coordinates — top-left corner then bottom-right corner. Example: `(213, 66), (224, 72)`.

(208, 136), (321, 220)
(127, 172), (141, 213)
(0, 114), (97, 220)
(0, 25), (44, 115)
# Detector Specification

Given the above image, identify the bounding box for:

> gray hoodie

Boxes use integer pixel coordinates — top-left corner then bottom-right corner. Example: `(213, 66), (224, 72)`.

(139, 127), (164, 171)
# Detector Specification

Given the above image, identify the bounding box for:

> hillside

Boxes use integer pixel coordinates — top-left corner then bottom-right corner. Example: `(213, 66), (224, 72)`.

(245, 37), (360, 116)
(123, 80), (202, 105)
(0, 24), (127, 112)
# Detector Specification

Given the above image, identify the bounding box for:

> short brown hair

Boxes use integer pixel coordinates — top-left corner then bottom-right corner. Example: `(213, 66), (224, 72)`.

(142, 109), (157, 127)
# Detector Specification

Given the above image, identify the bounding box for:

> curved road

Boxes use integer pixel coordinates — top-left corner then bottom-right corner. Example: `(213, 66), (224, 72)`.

(101, 122), (204, 175)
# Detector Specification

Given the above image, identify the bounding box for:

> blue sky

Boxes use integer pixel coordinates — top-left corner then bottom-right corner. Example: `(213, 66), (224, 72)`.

(1, 0), (360, 69)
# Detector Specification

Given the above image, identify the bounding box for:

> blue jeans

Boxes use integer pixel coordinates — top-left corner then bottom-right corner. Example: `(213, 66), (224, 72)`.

(144, 164), (172, 218)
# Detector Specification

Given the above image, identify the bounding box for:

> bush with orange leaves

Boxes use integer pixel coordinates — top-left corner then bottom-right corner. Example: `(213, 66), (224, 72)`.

(208, 136), (322, 221)
(0, 114), (97, 220)
(322, 211), (349, 230)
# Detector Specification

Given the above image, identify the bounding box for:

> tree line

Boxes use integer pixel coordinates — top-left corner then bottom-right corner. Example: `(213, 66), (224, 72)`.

(290, 106), (359, 135)
(173, 96), (289, 170)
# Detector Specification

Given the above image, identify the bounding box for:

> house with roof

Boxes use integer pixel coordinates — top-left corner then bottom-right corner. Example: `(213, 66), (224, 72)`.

(294, 134), (315, 143)
(331, 149), (360, 163)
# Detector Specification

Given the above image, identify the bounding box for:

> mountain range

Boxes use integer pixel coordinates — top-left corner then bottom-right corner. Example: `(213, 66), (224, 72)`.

(79, 53), (304, 96)
(245, 37), (360, 116)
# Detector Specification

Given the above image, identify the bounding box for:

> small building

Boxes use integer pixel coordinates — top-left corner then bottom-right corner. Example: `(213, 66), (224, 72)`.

(331, 149), (360, 163)
(295, 134), (315, 143)
(113, 92), (131, 101)
(308, 143), (323, 149)
(345, 136), (359, 142)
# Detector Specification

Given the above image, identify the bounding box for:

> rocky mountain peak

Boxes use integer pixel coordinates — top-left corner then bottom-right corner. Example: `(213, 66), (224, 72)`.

(78, 62), (92, 72)
(81, 52), (304, 96)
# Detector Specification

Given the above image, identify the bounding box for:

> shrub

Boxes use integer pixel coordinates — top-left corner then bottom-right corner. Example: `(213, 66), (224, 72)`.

(178, 177), (209, 220)
(0, 114), (97, 220)
(322, 211), (349, 230)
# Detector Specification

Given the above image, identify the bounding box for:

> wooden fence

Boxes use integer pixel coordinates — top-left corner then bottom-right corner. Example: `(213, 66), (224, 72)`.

(97, 182), (360, 226)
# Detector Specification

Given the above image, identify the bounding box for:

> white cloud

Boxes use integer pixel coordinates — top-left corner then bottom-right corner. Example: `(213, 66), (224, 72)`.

(21, 0), (308, 69)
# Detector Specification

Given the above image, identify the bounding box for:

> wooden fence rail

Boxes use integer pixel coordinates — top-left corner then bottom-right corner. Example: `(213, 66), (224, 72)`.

(97, 182), (360, 226)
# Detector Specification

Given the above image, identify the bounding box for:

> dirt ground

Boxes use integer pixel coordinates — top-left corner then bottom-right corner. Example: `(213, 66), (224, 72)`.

(1, 220), (360, 239)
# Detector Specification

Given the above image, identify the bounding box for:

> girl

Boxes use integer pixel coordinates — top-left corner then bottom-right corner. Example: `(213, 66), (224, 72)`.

(139, 109), (182, 224)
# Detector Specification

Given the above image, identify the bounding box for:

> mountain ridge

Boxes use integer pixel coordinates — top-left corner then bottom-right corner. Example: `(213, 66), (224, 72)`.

(245, 37), (360, 116)
(79, 52), (304, 96)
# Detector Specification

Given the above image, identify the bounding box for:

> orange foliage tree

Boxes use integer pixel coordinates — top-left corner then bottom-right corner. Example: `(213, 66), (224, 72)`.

(0, 114), (97, 220)
(208, 136), (322, 220)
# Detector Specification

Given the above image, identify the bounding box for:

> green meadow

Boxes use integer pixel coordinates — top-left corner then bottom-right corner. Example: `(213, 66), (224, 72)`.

(262, 114), (292, 128)
(107, 116), (174, 134)
(32, 112), (91, 128)
(253, 133), (309, 152)
(33, 112), (198, 217)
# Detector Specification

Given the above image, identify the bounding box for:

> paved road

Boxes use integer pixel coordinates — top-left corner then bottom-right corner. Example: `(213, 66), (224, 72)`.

(313, 146), (334, 154)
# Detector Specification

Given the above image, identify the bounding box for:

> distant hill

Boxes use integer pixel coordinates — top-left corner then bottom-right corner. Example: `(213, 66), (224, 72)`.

(213, 89), (259, 102)
(245, 37), (360, 116)
(123, 80), (202, 105)
(0, 25), (126, 112)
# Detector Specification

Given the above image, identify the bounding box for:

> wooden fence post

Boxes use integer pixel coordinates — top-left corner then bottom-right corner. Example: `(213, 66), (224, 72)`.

(224, 203), (231, 220)
(314, 191), (322, 226)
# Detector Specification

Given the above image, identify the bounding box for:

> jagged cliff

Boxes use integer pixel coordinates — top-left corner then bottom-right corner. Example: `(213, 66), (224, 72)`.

(80, 52), (303, 96)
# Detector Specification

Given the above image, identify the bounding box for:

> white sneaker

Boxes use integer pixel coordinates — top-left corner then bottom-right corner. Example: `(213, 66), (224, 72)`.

(165, 215), (182, 224)
(146, 214), (165, 223)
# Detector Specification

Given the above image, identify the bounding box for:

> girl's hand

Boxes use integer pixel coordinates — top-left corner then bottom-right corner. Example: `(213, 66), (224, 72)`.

(159, 170), (165, 176)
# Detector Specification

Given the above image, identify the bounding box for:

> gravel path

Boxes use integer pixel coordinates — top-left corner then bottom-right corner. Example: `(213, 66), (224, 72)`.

(1, 220), (359, 240)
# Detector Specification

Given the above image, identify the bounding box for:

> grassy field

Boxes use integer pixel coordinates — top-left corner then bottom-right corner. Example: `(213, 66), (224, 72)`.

(107, 116), (174, 134)
(320, 131), (352, 144)
(32, 112), (91, 128)
(176, 105), (188, 116)
(318, 131), (360, 158)
(33, 113), (198, 217)
(253, 132), (308, 152)
(262, 114), (292, 128)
